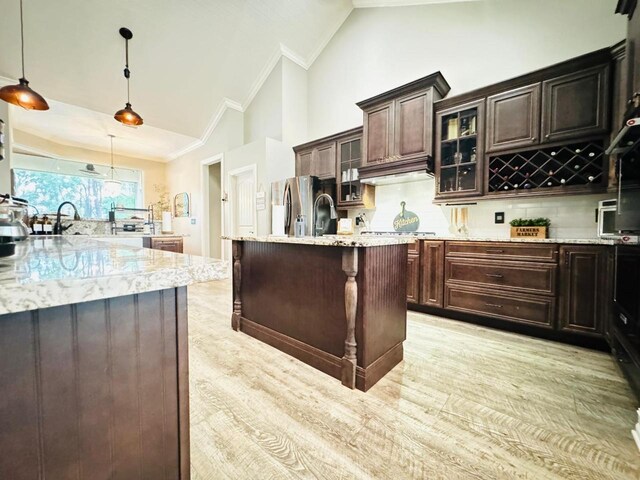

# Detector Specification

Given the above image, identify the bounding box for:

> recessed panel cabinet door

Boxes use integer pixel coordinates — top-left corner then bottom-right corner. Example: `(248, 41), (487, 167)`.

(363, 101), (394, 165)
(312, 142), (336, 179)
(541, 64), (610, 144)
(407, 253), (420, 304)
(420, 240), (444, 307)
(394, 90), (433, 160)
(296, 149), (313, 176)
(486, 84), (541, 152)
(558, 245), (609, 336)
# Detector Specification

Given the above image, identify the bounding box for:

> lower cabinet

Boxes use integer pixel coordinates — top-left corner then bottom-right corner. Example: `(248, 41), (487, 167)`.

(408, 239), (612, 341)
(420, 241), (444, 307)
(407, 253), (420, 304)
(558, 245), (610, 336)
(143, 236), (184, 253)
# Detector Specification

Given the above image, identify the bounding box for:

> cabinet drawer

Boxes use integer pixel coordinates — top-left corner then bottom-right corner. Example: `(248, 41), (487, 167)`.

(445, 258), (557, 296)
(407, 240), (419, 254)
(445, 241), (558, 262)
(445, 286), (555, 328)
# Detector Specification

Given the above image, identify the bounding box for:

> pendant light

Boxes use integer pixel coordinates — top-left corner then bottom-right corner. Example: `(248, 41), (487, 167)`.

(0, 0), (49, 110)
(103, 135), (122, 197)
(114, 28), (143, 126)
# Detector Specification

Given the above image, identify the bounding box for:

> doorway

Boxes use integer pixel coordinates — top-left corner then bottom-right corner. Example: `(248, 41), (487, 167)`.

(200, 153), (225, 260)
(208, 162), (222, 258)
(228, 164), (257, 237)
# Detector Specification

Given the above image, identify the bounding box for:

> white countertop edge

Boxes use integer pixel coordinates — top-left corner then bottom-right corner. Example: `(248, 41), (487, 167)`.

(223, 235), (415, 247)
(0, 262), (229, 316)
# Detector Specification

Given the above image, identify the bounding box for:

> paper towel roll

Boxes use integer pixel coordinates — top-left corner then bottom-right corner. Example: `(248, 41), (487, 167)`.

(271, 205), (285, 236)
(162, 211), (173, 233)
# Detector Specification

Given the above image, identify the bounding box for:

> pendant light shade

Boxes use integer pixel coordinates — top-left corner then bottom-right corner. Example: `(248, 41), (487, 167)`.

(114, 28), (143, 126)
(0, 0), (49, 110)
(103, 135), (122, 197)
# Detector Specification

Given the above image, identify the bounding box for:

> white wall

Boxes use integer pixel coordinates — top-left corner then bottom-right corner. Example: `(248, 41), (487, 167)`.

(307, 0), (626, 138)
(167, 108), (244, 255)
(244, 59), (283, 144)
(281, 57), (309, 147)
(0, 102), (11, 193)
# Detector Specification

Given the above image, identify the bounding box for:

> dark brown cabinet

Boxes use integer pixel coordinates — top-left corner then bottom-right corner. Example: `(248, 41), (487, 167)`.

(407, 251), (420, 304)
(363, 101), (394, 164)
(336, 130), (375, 209)
(420, 240), (444, 307)
(357, 73), (450, 177)
(541, 64), (610, 144)
(486, 84), (541, 153)
(435, 100), (484, 200)
(558, 245), (610, 336)
(294, 143), (336, 180)
(144, 236), (184, 253)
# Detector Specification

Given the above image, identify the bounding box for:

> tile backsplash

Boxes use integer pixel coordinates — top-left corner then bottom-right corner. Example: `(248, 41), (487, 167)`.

(350, 178), (611, 239)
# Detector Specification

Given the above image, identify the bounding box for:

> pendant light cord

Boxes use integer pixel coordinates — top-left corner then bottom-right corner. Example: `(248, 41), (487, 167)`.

(125, 39), (130, 104)
(110, 135), (115, 180)
(20, 0), (25, 78)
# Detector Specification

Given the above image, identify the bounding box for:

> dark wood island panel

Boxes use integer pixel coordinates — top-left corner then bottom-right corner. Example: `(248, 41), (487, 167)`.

(0, 287), (190, 480)
(231, 240), (408, 391)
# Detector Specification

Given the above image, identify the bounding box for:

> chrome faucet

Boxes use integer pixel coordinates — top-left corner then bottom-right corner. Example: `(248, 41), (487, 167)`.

(53, 201), (81, 235)
(312, 194), (337, 237)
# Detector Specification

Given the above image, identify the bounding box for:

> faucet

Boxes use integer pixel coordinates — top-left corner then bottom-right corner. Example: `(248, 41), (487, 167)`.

(53, 201), (81, 235)
(312, 193), (337, 237)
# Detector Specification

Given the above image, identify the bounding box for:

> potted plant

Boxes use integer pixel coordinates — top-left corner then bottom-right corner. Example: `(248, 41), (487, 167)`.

(509, 217), (551, 239)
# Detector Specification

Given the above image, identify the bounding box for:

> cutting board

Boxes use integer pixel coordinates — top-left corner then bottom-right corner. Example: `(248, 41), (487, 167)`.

(393, 201), (420, 232)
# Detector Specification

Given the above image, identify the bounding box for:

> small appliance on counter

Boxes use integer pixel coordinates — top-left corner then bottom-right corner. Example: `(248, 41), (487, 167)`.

(0, 194), (30, 257)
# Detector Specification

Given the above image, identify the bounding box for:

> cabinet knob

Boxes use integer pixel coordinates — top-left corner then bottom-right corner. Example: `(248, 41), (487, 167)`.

(531, 137), (536, 141)
(545, 134), (550, 139)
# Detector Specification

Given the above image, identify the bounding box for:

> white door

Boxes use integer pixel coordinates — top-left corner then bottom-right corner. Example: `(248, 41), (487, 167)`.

(231, 167), (256, 237)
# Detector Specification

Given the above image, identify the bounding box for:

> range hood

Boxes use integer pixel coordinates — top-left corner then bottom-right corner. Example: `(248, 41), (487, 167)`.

(359, 170), (433, 186)
(358, 155), (434, 186)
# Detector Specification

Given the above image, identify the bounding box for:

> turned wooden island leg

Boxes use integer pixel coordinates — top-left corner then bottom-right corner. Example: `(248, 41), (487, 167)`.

(341, 247), (358, 389)
(231, 241), (242, 331)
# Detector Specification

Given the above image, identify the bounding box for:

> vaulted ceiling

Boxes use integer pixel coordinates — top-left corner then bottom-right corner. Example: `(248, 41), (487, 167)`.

(0, 0), (476, 161)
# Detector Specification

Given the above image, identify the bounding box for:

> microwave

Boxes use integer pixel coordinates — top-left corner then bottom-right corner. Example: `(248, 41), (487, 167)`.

(597, 199), (618, 237)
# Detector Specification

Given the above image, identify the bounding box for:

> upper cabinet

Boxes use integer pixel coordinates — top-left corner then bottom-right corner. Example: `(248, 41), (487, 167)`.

(357, 72), (451, 180)
(486, 84), (541, 153)
(434, 46), (615, 202)
(336, 130), (375, 209)
(294, 136), (338, 180)
(541, 64), (610, 144)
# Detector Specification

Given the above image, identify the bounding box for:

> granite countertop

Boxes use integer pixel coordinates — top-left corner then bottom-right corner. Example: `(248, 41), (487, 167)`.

(225, 235), (415, 247)
(0, 237), (228, 315)
(404, 235), (620, 245)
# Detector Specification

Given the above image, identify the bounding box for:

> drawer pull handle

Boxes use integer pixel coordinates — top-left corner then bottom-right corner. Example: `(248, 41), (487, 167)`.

(485, 273), (504, 278)
(485, 249), (504, 253)
(485, 303), (503, 308)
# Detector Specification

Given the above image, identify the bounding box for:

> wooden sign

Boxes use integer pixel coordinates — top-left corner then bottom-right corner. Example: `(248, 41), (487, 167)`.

(394, 201), (420, 232)
(510, 226), (547, 239)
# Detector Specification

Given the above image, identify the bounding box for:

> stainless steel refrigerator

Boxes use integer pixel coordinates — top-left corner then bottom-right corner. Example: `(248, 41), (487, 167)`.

(271, 176), (336, 236)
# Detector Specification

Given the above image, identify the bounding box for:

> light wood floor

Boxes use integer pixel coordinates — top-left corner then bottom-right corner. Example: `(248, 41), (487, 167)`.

(187, 280), (639, 479)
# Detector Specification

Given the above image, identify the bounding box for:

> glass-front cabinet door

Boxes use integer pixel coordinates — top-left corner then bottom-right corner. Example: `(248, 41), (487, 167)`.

(434, 99), (484, 201)
(337, 134), (375, 209)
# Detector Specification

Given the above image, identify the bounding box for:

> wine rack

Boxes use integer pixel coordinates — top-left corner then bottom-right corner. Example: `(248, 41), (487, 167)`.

(487, 141), (605, 193)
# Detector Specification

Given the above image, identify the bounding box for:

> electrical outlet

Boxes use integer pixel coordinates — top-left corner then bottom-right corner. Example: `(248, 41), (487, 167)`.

(190, 218), (196, 225)
(495, 212), (505, 224)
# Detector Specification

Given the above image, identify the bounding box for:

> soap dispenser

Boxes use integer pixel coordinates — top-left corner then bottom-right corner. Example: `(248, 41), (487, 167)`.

(294, 214), (306, 237)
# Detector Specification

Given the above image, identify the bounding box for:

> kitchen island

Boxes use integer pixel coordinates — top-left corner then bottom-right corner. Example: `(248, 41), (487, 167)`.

(0, 236), (227, 480)
(228, 235), (413, 391)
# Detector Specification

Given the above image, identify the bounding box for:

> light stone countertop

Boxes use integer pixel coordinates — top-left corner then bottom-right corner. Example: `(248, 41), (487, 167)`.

(0, 236), (228, 315)
(225, 235), (415, 247)
(402, 235), (621, 245)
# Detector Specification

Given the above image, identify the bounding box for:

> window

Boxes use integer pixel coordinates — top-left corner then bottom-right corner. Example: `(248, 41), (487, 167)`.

(12, 153), (143, 219)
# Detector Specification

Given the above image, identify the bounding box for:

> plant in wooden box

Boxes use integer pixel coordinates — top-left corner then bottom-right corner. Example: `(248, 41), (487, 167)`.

(509, 218), (551, 239)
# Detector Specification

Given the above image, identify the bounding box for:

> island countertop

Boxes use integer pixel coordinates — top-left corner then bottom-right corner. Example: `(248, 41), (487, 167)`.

(0, 236), (228, 315)
(225, 235), (415, 247)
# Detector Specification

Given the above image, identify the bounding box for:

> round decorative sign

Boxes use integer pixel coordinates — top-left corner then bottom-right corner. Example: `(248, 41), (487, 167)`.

(393, 201), (420, 232)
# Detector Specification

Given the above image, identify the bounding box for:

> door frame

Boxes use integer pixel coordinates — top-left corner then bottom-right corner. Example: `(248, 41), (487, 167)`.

(200, 153), (225, 259)
(227, 163), (258, 239)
